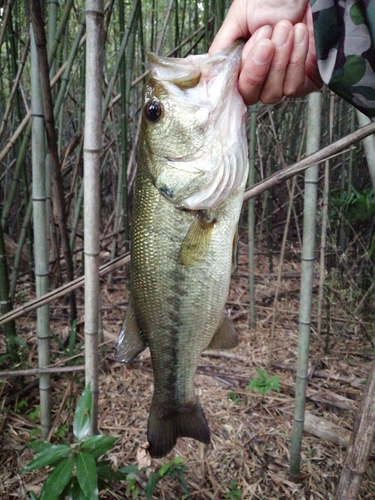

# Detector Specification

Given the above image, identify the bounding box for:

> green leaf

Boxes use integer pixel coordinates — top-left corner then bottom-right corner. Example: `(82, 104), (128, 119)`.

(118, 464), (140, 474)
(40, 456), (75, 500)
(144, 471), (160, 500)
(76, 452), (98, 500)
(246, 369), (280, 395)
(173, 457), (184, 466)
(27, 441), (53, 453)
(67, 477), (88, 500)
(23, 444), (71, 472)
(96, 460), (122, 481)
(158, 461), (171, 477)
(96, 461), (138, 481)
(73, 384), (92, 441)
(80, 435), (118, 459)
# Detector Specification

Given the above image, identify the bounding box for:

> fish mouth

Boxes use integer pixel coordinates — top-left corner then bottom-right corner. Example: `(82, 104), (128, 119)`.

(148, 40), (244, 98)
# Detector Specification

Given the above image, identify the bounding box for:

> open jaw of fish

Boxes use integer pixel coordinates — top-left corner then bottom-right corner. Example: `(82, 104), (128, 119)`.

(115, 41), (248, 458)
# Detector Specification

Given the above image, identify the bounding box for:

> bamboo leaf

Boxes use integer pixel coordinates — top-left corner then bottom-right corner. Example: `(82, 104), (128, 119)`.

(76, 452), (98, 500)
(80, 435), (118, 459)
(73, 384), (92, 441)
(40, 456), (75, 500)
(23, 444), (71, 472)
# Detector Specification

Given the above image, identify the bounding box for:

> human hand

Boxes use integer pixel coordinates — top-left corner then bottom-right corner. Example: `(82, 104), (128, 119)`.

(209, 0), (323, 105)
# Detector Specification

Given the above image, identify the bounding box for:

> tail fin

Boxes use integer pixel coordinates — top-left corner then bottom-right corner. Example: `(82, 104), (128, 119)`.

(147, 399), (210, 458)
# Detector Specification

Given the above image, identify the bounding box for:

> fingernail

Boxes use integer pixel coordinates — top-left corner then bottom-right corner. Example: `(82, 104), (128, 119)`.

(273, 22), (290, 49)
(252, 25), (272, 43)
(294, 24), (307, 46)
(252, 41), (273, 65)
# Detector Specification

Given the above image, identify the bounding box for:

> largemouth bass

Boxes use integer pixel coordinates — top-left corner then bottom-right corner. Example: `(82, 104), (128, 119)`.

(115, 41), (248, 458)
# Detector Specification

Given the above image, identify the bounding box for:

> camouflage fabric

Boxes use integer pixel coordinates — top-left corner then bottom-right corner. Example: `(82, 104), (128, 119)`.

(310, 0), (375, 119)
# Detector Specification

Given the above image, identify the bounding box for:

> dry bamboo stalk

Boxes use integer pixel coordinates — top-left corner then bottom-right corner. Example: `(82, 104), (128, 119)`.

(243, 120), (375, 201)
(0, 365), (85, 377)
(335, 358), (375, 499)
(304, 412), (350, 448)
(0, 253), (130, 326)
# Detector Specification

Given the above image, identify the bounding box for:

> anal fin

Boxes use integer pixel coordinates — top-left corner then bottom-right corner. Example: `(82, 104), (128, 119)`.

(206, 314), (238, 350)
(115, 298), (146, 363)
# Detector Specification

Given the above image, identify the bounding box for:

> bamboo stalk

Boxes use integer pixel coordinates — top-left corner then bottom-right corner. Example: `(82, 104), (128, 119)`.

(0, 254), (130, 327)
(247, 105), (257, 328)
(84, 0), (104, 436)
(10, 199), (33, 300)
(0, 365), (85, 378)
(289, 92), (322, 481)
(0, 34), (30, 143)
(244, 120), (375, 201)
(30, 0), (77, 323)
(0, 209), (17, 357)
(102, 0), (140, 120)
(30, 24), (51, 441)
(356, 109), (375, 193)
(317, 92), (334, 337)
(335, 357), (375, 499)
(155, 0), (175, 54)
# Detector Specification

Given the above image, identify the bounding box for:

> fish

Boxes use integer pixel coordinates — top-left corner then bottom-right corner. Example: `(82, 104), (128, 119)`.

(115, 41), (248, 458)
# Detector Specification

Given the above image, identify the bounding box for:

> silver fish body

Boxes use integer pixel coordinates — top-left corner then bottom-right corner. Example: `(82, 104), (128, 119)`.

(116, 41), (248, 458)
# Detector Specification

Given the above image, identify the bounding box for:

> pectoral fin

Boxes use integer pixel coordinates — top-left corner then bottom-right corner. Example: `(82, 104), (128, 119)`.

(178, 212), (215, 266)
(206, 314), (238, 350)
(115, 299), (146, 363)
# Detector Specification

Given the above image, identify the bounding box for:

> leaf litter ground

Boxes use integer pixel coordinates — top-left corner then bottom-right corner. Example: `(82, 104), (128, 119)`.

(1, 240), (375, 499)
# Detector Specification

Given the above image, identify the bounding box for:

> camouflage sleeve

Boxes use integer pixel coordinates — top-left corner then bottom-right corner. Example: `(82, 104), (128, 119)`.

(310, 0), (375, 119)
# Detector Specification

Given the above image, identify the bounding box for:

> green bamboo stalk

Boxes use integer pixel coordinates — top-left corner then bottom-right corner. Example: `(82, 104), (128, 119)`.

(10, 198), (33, 301)
(0, 28), (29, 144)
(57, 23), (69, 154)
(203, 0), (209, 51)
(84, 0), (104, 436)
(47, 0), (74, 68)
(30, 25), (51, 441)
(107, 0), (136, 287)
(155, 0), (175, 54)
(356, 109), (375, 193)
(30, 0), (77, 322)
(318, 92), (334, 338)
(54, 14), (86, 121)
(102, 0), (140, 120)
(289, 92), (322, 481)
(248, 105), (257, 329)
(0, 0), (11, 51)
(47, 0), (58, 77)
(0, 207), (17, 359)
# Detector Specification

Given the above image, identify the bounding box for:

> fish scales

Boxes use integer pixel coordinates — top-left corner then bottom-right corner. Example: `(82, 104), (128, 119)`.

(116, 41), (248, 458)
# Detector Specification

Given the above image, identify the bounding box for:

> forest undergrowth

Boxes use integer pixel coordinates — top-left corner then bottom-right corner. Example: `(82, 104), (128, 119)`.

(1, 238), (374, 500)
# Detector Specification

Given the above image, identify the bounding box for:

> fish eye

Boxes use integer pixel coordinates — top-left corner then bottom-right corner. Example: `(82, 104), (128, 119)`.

(144, 99), (163, 122)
